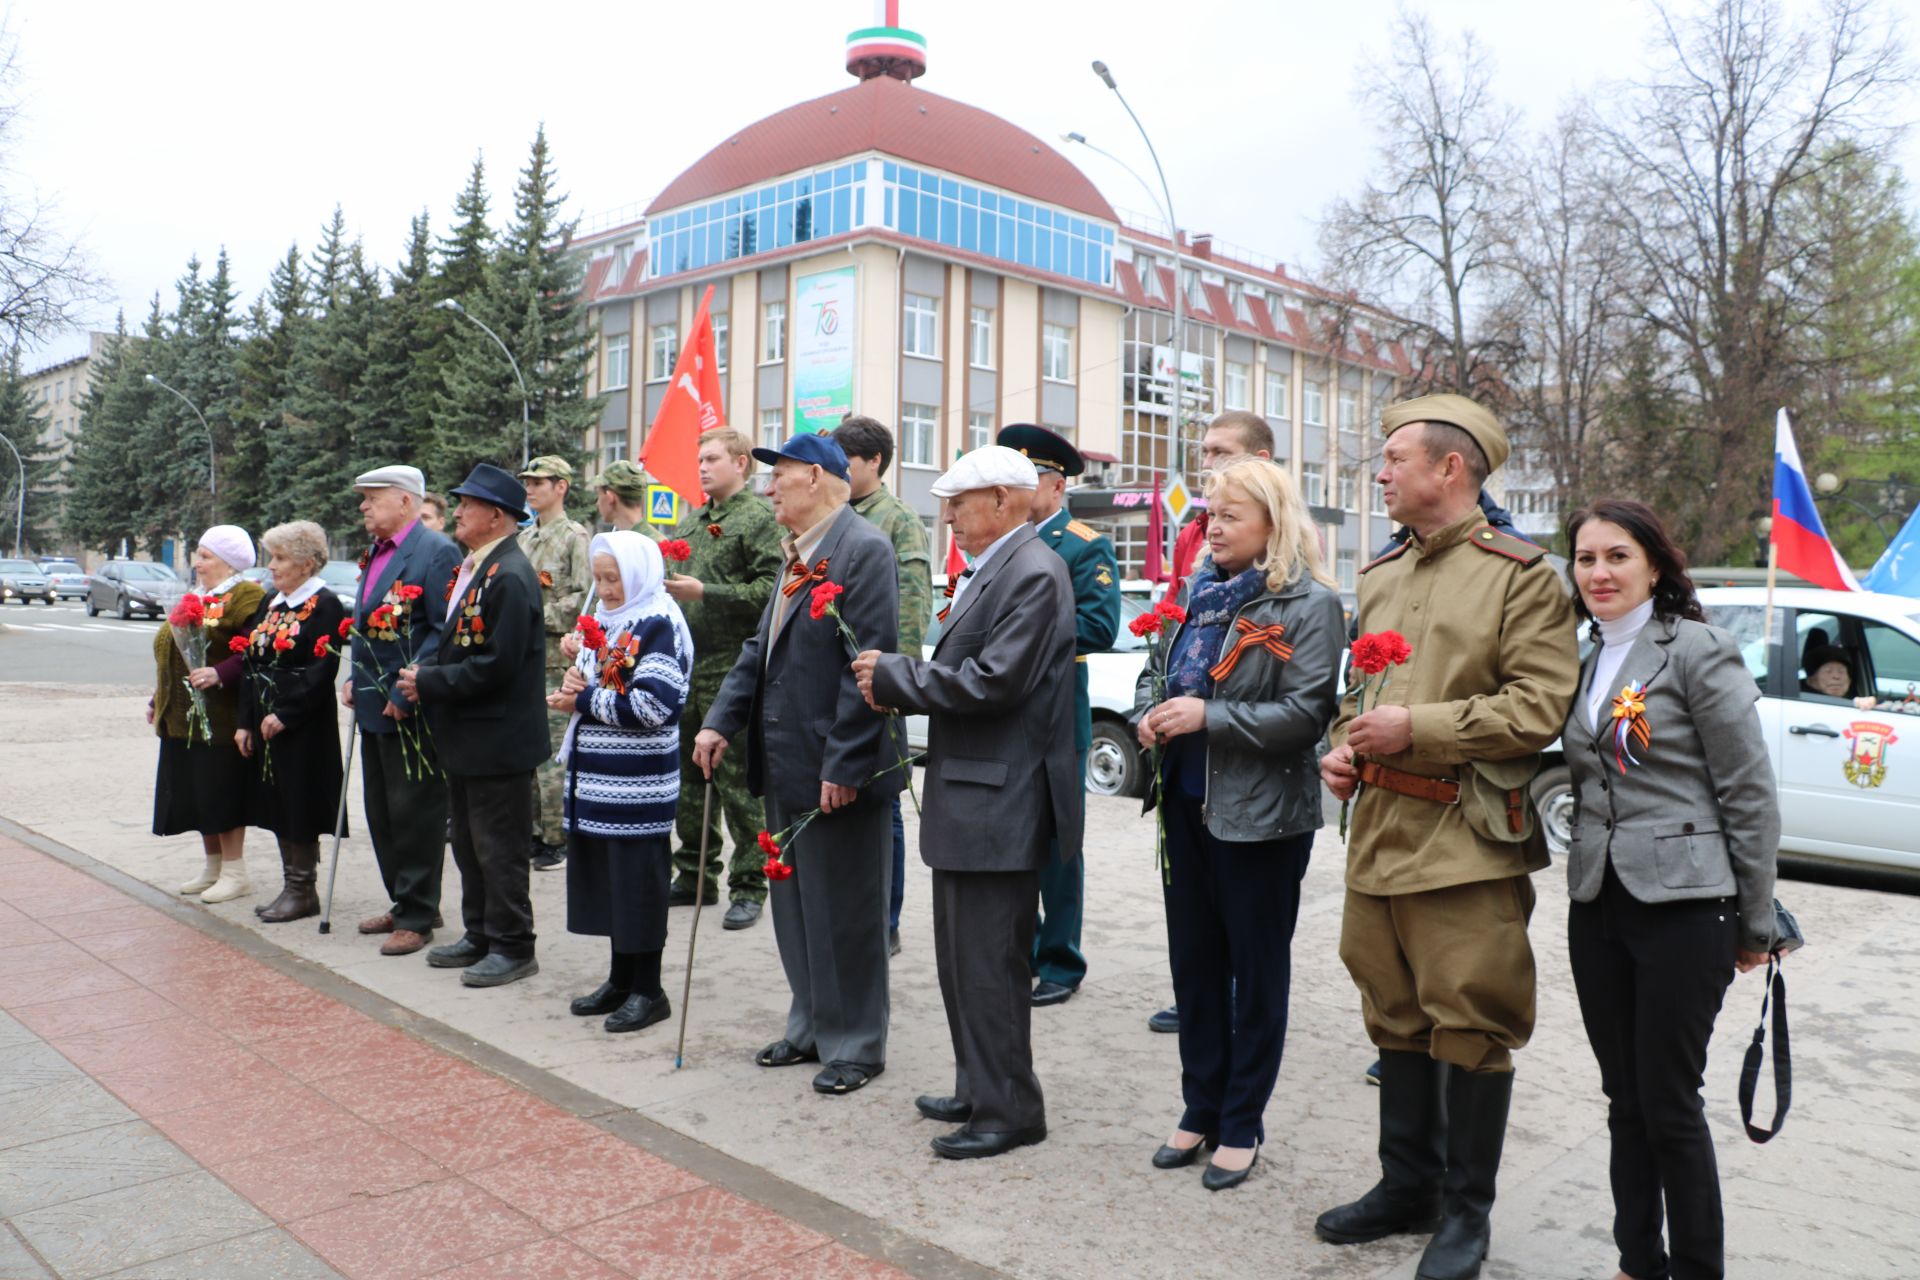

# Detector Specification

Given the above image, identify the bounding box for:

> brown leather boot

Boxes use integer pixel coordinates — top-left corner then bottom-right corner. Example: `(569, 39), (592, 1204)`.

(259, 840), (320, 923)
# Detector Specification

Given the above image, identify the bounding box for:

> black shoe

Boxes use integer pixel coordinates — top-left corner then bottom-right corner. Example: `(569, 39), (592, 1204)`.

(460, 953), (539, 988)
(1151, 1134), (1216, 1169)
(754, 1038), (819, 1068)
(1148, 1006), (1180, 1034)
(532, 843), (566, 871)
(1202, 1144), (1260, 1192)
(605, 992), (670, 1034)
(1031, 981), (1075, 1007)
(888, 928), (902, 957)
(813, 1061), (882, 1095)
(426, 936), (487, 969)
(931, 1124), (1047, 1160)
(570, 981), (628, 1016)
(668, 883), (701, 907)
(915, 1095), (972, 1123)
(1414, 1068), (1514, 1280)
(721, 900), (762, 930)
(1315, 1050), (1446, 1244)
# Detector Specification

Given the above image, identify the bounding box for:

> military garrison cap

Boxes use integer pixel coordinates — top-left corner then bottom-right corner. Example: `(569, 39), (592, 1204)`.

(1379, 394), (1509, 474)
(518, 455), (575, 481)
(996, 423), (1085, 477)
(593, 460), (650, 502)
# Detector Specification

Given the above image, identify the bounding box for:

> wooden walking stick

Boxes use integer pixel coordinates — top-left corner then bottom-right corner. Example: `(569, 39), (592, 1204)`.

(674, 780), (715, 1069)
(318, 717), (358, 934)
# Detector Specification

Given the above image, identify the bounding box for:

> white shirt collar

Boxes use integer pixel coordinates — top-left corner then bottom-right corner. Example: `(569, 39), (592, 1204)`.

(270, 575), (327, 608)
(967, 523), (1026, 576)
(205, 574), (243, 597)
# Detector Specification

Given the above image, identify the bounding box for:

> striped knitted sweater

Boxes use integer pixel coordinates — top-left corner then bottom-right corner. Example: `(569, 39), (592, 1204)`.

(564, 614), (692, 839)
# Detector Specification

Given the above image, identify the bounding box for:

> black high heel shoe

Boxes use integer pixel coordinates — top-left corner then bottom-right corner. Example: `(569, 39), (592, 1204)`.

(1151, 1133), (1219, 1169)
(1201, 1143), (1260, 1191)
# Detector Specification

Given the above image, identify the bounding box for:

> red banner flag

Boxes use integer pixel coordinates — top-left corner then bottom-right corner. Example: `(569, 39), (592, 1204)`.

(944, 530), (967, 578)
(640, 284), (723, 507)
(1145, 475), (1167, 584)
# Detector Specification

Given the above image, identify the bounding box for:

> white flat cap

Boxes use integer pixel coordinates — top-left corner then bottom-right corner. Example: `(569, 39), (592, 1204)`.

(352, 464), (426, 497)
(930, 445), (1039, 499)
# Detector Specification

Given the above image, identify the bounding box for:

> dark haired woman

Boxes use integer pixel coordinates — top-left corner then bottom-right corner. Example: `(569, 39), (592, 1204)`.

(1563, 499), (1780, 1280)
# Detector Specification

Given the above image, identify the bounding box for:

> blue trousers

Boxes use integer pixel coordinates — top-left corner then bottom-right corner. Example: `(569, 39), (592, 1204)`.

(1030, 749), (1088, 988)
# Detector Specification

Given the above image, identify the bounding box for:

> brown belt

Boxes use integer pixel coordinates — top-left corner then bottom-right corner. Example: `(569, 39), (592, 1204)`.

(1358, 760), (1460, 806)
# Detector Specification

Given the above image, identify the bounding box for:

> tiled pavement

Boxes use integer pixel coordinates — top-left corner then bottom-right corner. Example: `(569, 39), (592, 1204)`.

(0, 833), (913, 1280)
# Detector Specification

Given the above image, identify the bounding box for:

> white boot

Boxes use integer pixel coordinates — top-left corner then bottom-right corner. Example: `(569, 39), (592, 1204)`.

(178, 854), (223, 896)
(199, 858), (253, 904)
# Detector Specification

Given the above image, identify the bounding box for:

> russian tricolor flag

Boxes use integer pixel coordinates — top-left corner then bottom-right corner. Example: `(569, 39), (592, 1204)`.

(1772, 409), (1860, 592)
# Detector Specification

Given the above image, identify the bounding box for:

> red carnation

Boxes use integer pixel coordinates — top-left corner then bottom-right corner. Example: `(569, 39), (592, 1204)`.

(397, 583), (425, 601)
(337, 617), (352, 638)
(368, 604), (396, 630)
(763, 856), (794, 882)
(756, 830), (781, 857)
(1351, 630), (1413, 677)
(313, 635), (333, 659)
(660, 539), (692, 563)
(1155, 601), (1187, 624)
(707, 523), (724, 538)
(576, 616), (607, 651)
(228, 635), (249, 654)
(1128, 612), (1164, 638)
(808, 580), (844, 621)
(168, 594), (206, 627)
(272, 636), (294, 652)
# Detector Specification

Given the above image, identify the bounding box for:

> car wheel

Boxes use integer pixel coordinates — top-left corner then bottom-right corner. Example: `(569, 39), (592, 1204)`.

(1531, 765), (1574, 858)
(1086, 719), (1144, 798)
(117, 594), (134, 620)
(85, 594), (98, 617)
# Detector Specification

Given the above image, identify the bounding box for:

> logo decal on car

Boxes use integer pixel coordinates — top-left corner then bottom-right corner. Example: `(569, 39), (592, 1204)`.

(1844, 720), (1898, 789)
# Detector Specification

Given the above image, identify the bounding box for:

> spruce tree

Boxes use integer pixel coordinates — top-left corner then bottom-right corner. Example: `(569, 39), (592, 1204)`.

(0, 348), (56, 555)
(358, 213), (440, 480)
(241, 243), (312, 528)
(284, 210), (380, 539)
(63, 315), (150, 555)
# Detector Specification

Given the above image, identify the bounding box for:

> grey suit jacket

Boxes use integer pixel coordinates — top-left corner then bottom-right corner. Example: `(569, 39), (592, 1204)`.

(703, 503), (903, 817)
(1565, 614), (1780, 951)
(870, 524), (1081, 873)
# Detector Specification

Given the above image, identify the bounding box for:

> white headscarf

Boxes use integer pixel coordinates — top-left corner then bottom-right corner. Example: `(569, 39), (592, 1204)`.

(556, 531), (693, 764)
(197, 525), (256, 576)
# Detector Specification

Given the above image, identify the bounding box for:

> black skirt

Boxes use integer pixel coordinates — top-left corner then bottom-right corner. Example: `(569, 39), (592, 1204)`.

(152, 737), (251, 837)
(566, 833), (671, 952)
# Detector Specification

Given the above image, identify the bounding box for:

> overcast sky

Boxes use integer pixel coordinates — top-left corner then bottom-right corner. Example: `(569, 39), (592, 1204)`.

(13, 0), (1920, 368)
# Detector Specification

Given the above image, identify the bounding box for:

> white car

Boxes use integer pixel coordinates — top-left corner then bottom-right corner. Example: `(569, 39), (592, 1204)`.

(1531, 585), (1920, 875)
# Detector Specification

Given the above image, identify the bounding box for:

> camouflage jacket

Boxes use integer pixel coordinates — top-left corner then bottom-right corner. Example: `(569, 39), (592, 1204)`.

(667, 486), (785, 672)
(851, 486), (933, 655)
(518, 513), (591, 638)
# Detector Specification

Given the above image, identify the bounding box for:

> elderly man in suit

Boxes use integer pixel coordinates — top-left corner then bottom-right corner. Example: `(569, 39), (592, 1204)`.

(397, 464), (551, 989)
(853, 445), (1079, 1159)
(693, 433), (902, 1096)
(340, 464), (462, 957)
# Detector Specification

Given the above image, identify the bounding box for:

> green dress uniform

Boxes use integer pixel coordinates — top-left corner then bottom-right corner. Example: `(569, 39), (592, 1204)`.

(518, 510), (591, 850)
(668, 484), (786, 904)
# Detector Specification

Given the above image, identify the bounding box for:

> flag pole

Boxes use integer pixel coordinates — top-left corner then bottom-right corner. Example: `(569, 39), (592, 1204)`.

(1763, 539), (1780, 678)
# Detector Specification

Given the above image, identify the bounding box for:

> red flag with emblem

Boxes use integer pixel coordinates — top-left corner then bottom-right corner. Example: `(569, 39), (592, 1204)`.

(640, 284), (723, 507)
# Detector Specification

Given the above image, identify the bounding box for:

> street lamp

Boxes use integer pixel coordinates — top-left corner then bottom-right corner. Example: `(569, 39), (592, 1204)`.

(0, 430), (24, 557)
(1813, 471), (1907, 541)
(437, 298), (531, 468)
(1090, 60), (1185, 572)
(144, 374), (216, 522)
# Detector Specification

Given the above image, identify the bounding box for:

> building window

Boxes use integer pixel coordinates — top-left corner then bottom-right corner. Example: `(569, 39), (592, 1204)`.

(880, 160), (1115, 287)
(648, 160), (869, 279)
(1337, 550), (1357, 590)
(1338, 389), (1359, 430)
(1371, 482), (1388, 517)
(969, 306), (994, 369)
(1265, 367), (1291, 421)
(762, 300), (786, 362)
(649, 324), (678, 381)
(904, 293), (939, 358)
(713, 314), (729, 372)
(1301, 462), (1325, 506)
(1303, 380), (1325, 425)
(1224, 361), (1250, 411)
(602, 334), (630, 391)
(602, 430), (628, 467)
(1042, 324), (1074, 383)
(967, 411), (992, 452)
(1338, 474), (1357, 512)
(901, 402), (937, 467)
(759, 407), (782, 451)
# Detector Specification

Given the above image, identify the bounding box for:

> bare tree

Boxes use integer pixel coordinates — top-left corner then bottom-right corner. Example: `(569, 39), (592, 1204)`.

(0, 21), (101, 347)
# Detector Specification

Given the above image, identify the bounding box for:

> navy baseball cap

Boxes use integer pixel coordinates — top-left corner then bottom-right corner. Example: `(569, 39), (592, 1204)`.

(751, 432), (851, 483)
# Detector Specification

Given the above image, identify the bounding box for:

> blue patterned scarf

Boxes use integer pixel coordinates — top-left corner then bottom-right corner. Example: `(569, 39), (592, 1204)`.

(1165, 565), (1269, 698)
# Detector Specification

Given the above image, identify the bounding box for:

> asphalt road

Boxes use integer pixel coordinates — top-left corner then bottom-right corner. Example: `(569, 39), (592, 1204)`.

(0, 600), (164, 686)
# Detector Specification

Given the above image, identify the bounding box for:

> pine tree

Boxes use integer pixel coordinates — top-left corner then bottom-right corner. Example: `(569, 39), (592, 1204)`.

(283, 211), (381, 539)
(0, 348), (57, 554)
(240, 243), (312, 529)
(358, 213), (440, 477)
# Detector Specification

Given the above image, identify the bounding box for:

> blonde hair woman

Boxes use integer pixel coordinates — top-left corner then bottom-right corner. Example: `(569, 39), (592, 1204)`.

(1132, 459), (1347, 1190)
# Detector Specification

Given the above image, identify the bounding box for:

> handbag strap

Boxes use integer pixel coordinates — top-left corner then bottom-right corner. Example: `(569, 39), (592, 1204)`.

(1738, 956), (1790, 1143)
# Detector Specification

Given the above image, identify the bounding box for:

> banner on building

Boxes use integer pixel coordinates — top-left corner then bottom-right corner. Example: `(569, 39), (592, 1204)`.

(793, 265), (858, 434)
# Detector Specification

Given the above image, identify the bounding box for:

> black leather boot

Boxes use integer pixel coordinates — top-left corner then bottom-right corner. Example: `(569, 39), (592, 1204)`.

(1315, 1049), (1446, 1244)
(1415, 1067), (1514, 1280)
(258, 840), (320, 923)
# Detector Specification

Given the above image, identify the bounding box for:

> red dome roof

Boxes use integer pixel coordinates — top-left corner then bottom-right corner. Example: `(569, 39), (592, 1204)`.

(646, 77), (1117, 223)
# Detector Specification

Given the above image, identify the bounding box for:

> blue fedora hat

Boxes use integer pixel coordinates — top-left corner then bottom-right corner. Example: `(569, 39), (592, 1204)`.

(448, 462), (531, 522)
(751, 432), (850, 483)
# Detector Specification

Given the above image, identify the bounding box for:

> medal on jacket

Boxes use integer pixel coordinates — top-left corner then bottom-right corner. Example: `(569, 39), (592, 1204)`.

(1610, 680), (1651, 774)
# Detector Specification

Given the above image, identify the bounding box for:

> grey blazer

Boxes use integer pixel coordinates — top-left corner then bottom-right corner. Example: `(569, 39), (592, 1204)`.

(1565, 614), (1780, 951)
(703, 504), (903, 816)
(870, 524), (1081, 873)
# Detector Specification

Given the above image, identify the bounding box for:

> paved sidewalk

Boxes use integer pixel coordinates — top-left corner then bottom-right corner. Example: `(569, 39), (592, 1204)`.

(0, 830), (916, 1279)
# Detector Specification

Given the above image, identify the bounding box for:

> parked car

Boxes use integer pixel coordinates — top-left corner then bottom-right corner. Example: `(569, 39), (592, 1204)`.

(0, 558), (55, 605)
(39, 559), (89, 600)
(86, 560), (184, 619)
(318, 559), (362, 608)
(1531, 586), (1920, 876)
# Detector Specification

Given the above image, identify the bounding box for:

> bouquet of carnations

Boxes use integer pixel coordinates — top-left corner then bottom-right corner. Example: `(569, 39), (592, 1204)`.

(168, 593), (214, 745)
(1340, 630), (1413, 838)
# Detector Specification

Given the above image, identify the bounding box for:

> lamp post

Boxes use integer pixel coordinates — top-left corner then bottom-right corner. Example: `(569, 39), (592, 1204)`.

(144, 374), (216, 522)
(1091, 60), (1185, 573)
(0, 430), (24, 557)
(1814, 471), (1907, 542)
(437, 298), (531, 468)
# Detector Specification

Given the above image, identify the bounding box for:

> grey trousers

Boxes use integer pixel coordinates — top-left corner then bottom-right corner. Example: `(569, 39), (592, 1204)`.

(934, 866), (1044, 1133)
(766, 789), (892, 1069)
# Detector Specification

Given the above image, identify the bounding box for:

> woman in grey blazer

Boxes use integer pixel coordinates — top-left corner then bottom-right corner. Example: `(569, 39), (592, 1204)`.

(1562, 499), (1780, 1280)
(1134, 459), (1346, 1191)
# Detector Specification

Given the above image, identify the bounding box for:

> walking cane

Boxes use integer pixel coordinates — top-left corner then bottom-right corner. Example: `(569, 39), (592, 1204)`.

(318, 717), (358, 935)
(674, 780), (715, 1069)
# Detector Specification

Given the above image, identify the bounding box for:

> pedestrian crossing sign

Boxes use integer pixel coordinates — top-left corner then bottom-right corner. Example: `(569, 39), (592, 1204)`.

(647, 486), (680, 526)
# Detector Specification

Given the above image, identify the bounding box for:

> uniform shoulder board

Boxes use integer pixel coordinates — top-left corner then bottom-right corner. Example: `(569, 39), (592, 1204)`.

(1359, 541), (1411, 575)
(1469, 526), (1547, 567)
(1064, 519), (1098, 542)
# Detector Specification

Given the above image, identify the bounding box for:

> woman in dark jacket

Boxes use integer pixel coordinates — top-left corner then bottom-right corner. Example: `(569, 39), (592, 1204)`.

(150, 525), (267, 903)
(1133, 458), (1347, 1190)
(1563, 499), (1780, 1280)
(235, 520), (346, 923)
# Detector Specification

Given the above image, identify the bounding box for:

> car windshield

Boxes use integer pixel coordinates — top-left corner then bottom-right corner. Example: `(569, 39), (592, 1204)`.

(319, 561), (361, 585)
(122, 563), (178, 581)
(42, 562), (81, 573)
(0, 559), (37, 573)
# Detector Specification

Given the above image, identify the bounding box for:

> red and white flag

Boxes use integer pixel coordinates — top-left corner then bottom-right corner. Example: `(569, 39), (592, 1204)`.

(641, 284), (724, 508)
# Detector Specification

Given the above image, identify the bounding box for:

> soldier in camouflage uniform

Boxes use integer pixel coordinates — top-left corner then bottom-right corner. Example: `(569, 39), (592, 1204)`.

(833, 416), (932, 956)
(517, 456), (592, 871)
(592, 460), (656, 538)
(660, 427), (786, 929)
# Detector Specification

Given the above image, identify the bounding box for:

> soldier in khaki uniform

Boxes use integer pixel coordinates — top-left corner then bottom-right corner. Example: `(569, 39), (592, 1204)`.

(518, 456), (592, 871)
(1314, 395), (1577, 1280)
(592, 460), (656, 537)
(661, 427), (786, 929)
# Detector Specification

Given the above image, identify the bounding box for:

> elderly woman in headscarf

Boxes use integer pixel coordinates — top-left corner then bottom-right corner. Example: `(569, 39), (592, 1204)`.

(549, 530), (694, 1034)
(150, 524), (268, 903)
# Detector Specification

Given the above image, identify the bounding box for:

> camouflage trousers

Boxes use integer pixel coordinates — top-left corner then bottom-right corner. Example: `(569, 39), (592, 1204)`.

(672, 668), (768, 904)
(531, 647), (570, 849)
